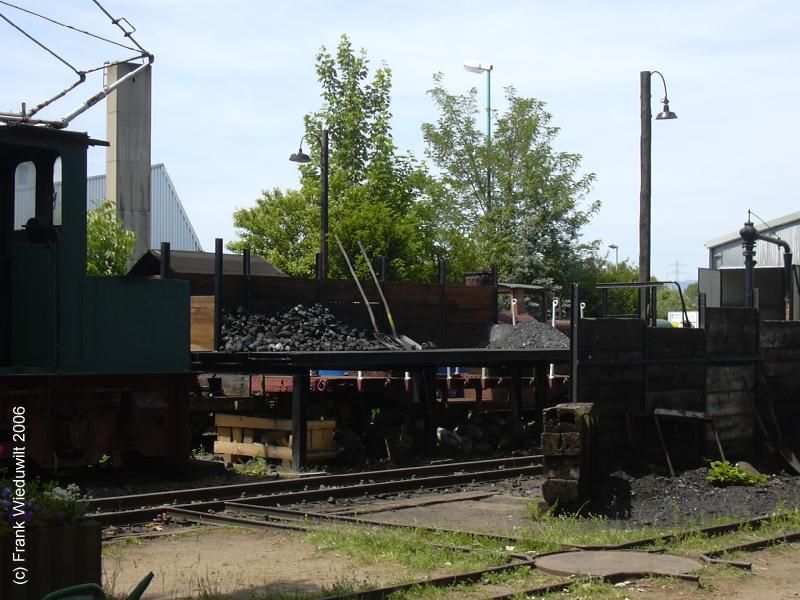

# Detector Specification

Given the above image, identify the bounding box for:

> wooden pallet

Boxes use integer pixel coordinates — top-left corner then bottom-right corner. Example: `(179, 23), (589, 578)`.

(213, 413), (336, 464)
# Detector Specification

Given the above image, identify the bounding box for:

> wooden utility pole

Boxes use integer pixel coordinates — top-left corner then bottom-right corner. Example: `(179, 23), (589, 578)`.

(639, 71), (652, 323)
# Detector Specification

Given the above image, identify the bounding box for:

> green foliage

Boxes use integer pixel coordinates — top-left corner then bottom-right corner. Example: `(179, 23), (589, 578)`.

(231, 35), (456, 282)
(422, 75), (599, 293)
(707, 460), (769, 486)
(86, 200), (136, 276)
(656, 281), (698, 320)
(576, 259), (641, 317)
(0, 476), (87, 536)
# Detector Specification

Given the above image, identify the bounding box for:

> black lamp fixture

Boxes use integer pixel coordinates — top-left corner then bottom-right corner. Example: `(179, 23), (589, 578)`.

(652, 70), (678, 120)
(289, 129), (329, 280)
(289, 146), (311, 164)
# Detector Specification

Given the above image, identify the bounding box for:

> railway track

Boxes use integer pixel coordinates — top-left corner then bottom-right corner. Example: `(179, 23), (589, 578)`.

(89, 455), (543, 526)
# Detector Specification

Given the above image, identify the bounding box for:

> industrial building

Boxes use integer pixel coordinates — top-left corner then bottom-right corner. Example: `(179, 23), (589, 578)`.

(13, 161), (202, 251)
(700, 211), (800, 320)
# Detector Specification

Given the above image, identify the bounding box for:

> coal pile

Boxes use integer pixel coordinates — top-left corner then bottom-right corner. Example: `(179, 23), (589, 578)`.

(483, 322), (570, 350)
(221, 304), (389, 352)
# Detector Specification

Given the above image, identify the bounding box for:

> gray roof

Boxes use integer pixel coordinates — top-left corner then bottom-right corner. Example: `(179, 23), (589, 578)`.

(127, 250), (288, 278)
(705, 211), (800, 249)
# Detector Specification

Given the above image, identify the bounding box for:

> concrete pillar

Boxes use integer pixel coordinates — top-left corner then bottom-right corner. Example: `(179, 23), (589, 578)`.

(106, 62), (151, 260)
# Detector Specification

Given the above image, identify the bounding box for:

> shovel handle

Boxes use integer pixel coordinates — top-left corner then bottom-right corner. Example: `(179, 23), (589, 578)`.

(334, 235), (380, 334)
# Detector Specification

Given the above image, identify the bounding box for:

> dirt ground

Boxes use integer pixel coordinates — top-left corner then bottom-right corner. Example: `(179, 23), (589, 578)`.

(103, 527), (408, 599)
(102, 467), (800, 599)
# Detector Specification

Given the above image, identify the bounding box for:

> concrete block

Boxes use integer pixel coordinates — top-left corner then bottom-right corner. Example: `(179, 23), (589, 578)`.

(541, 432), (563, 456)
(542, 478), (579, 505)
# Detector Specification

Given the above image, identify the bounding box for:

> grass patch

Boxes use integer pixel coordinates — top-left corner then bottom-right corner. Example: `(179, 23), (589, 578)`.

(520, 505), (673, 550)
(304, 524), (509, 574)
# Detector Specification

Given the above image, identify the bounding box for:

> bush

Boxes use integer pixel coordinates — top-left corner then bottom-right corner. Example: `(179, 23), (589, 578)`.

(707, 460), (769, 486)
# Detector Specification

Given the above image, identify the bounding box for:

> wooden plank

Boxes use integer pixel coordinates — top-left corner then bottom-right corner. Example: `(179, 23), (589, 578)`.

(705, 391), (752, 418)
(760, 321), (800, 349)
(647, 390), (704, 414)
(215, 413), (335, 431)
(645, 328), (704, 359)
(242, 428), (254, 444)
(213, 441), (334, 460)
(217, 426), (231, 442)
(232, 427), (243, 443)
(646, 364), (704, 390)
(190, 295), (215, 351)
(580, 318), (644, 352)
(580, 365), (643, 385)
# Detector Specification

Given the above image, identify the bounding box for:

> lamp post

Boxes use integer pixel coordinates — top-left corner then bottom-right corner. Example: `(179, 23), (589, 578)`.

(639, 70), (677, 323)
(463, 59), (493, 208)
(608, 244), (619, 267)
(290, 129), (329, 280)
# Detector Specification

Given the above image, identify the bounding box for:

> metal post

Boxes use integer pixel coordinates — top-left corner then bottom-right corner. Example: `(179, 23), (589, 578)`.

(534, 363), (547, 440)
(291, 373), (309, 471)
(510, 366), (522, 422)
(214, 238), (223, 351)
(569, 283), (580, 403)
(486, 68), (492, 210)
(740, 221), (757, 308)
(380, 256), (387, 282)
(639, 71), (652, 321)
(651, 285), (658, 325)
(439, 259), (446, 347)
(160, 241), (170, 279)
(601, 288), (608, 318)
(314, 253), (320, 280)
(243, 248), (251, 314)
(319, 129), (329, 281)
(784, 251), (793, 320)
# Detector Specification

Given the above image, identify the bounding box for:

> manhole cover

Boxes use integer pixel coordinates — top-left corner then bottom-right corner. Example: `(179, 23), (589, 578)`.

(535, 550), (703, 578)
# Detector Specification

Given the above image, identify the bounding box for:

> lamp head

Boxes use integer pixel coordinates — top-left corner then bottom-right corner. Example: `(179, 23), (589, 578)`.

(289, 149), (311, 163)
(655, 98), (677, 120)
(608, 244), (618, 250)
(463, 58), (493, 73)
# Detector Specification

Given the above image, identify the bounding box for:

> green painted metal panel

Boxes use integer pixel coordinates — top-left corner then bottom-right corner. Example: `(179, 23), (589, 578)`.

(81, 277), (190, 372)
(10, 243), (55, 367)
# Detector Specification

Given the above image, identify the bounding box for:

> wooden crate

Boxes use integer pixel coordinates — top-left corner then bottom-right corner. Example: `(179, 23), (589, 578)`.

(213, 413), (336, 463)
(191, 295), (214, 351)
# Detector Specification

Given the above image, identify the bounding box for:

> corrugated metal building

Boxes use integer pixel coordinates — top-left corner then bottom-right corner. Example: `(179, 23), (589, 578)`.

(13, 162), (202, 251)
(701, 212), (800, 320)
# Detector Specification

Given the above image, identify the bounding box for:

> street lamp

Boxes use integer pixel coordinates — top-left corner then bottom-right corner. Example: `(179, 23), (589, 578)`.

(639, 70), (677, 323)
(463, 59), (493, 208)
(608, 244), (619, 267)
(290, 128), (329, 280)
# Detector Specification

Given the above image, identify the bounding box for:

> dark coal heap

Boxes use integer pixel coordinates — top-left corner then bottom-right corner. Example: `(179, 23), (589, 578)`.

(221, 303), (391, 352)
(483, 322), (570, 350)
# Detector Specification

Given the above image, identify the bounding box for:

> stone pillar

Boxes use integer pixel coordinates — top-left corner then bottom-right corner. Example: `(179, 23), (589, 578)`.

(106, 62), (151, 261)
(541, 402), (596, 510)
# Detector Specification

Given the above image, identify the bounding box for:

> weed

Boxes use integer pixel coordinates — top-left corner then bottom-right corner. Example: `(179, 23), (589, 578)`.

(233, 456), (277, 477)
(707, 460), (769, 486)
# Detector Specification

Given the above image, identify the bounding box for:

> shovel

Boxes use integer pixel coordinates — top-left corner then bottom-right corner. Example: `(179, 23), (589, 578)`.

(357, 242), (422, 351)
(333, 235), (401, 350)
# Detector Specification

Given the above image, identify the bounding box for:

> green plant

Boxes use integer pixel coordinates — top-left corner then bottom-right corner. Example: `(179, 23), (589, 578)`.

(233, 456), (275, 477)
(0, 476), (88, 536)
(707, 461), (769, 486)
(86, 200), (136, 276)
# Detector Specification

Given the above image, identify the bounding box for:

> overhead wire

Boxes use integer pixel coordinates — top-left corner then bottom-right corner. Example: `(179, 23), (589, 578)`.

(0, 0), (153, 126)
(0, 10), (82, 75)
(0, 0), (139, 52)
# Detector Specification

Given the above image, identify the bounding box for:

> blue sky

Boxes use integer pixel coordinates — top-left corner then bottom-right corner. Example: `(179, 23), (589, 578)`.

(2, 0), (798, 281)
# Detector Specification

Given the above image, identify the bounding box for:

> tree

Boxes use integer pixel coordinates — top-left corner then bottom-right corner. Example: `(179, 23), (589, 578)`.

(231, 35), (463, 281)
(656, 281), (698, 320)
(86, 200), (135, 276)
(422, 75), (600, 292)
